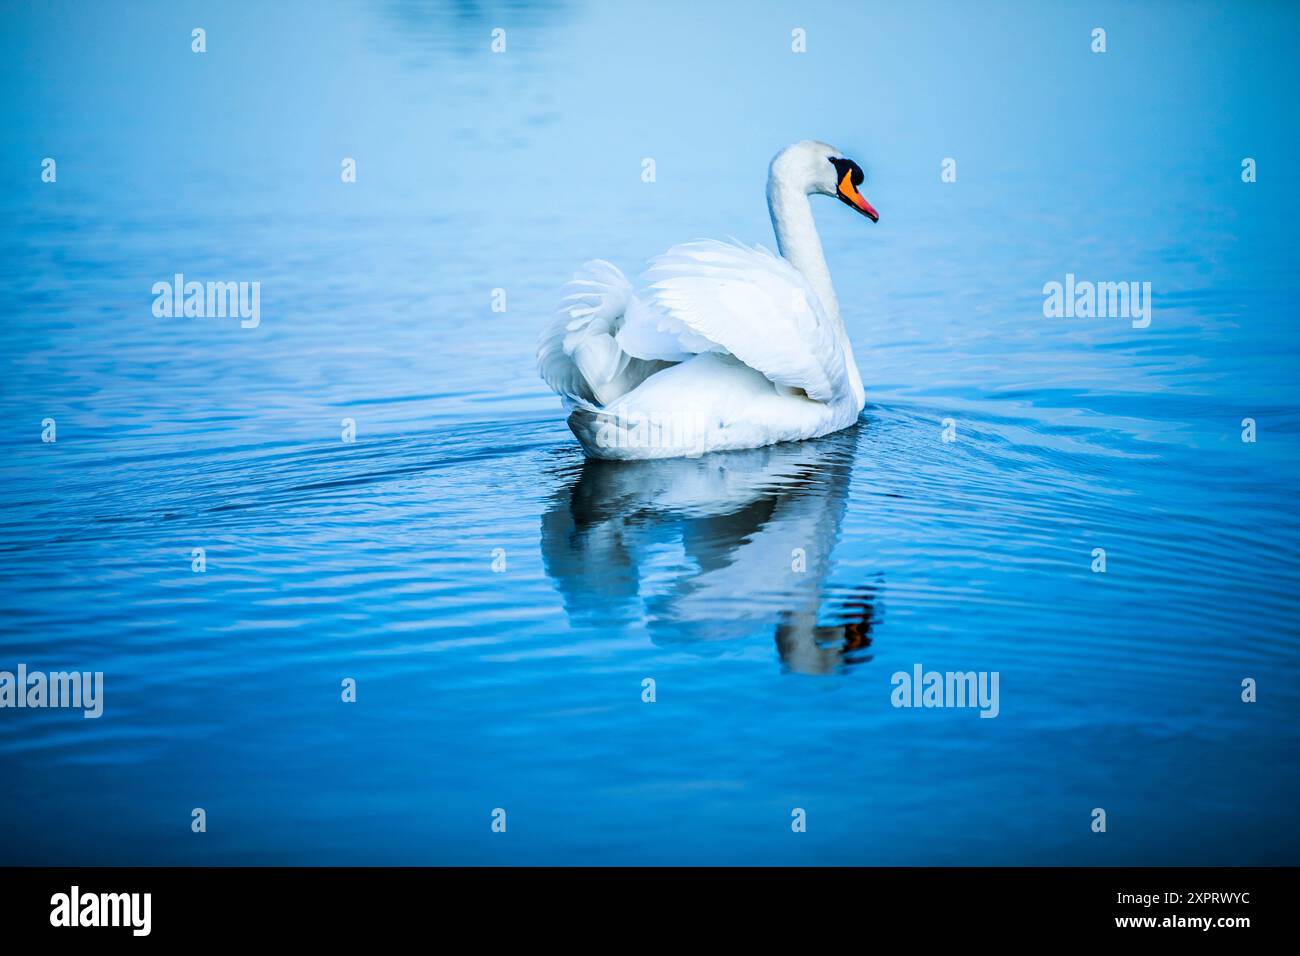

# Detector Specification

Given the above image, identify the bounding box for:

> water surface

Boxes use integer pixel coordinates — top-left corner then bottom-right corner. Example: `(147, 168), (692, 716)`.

(1, 0), (1298, 864)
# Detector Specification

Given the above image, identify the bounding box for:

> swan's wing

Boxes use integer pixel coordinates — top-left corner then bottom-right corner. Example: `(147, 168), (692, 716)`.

(538, 310), (599, 407)
(635, 239), (847, 403)
(540, 259), (679, 408)
(538, 259), (634, 406)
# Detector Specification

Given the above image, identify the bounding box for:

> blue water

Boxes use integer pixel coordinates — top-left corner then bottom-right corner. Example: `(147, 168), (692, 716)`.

(2, 0), (1298, 865)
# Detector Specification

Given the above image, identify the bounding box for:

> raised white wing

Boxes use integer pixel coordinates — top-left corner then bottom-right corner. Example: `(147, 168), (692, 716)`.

(538, 259), (672, 407)
(633, 239), (848, 404)
(537, 259), (630, 405)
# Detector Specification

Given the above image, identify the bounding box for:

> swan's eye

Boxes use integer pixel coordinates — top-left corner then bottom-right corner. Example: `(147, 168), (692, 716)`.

(828, 157), (864, 187)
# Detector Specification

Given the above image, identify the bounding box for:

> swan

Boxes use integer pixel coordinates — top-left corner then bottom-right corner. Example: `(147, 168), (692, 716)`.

(538, 140), (877, 460)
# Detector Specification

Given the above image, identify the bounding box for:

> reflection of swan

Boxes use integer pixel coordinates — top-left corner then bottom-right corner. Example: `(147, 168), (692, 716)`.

(540, 427), (880, 674)
(538, 141), (877, 459)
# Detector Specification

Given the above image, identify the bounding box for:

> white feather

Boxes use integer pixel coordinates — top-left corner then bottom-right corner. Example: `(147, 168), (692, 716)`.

(538, 260), (671, 409)
(637, 239), (849, 403)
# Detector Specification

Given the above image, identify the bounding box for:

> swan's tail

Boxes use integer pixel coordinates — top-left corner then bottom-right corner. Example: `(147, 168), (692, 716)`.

(538, 260), (667, 409)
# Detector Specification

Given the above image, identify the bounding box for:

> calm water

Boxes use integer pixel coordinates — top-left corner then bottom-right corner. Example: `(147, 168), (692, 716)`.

(2, 0), (1298, 864)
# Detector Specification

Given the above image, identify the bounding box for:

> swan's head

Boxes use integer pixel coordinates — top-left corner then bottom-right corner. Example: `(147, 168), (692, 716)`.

(769, 140), (879, 223)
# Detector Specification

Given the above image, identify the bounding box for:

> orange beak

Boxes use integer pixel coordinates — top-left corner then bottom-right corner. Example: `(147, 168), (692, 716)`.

(837, 170), (879, 222)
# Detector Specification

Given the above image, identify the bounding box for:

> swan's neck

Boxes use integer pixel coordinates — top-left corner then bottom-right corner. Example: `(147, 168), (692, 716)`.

(766, 180), (840, 323)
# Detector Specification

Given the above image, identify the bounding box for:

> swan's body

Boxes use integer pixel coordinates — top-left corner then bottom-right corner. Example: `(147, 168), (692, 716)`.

(538, 140), (877, 460)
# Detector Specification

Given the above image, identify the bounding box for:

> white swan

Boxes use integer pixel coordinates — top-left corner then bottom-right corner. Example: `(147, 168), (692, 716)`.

(538, 140), (877, 460)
